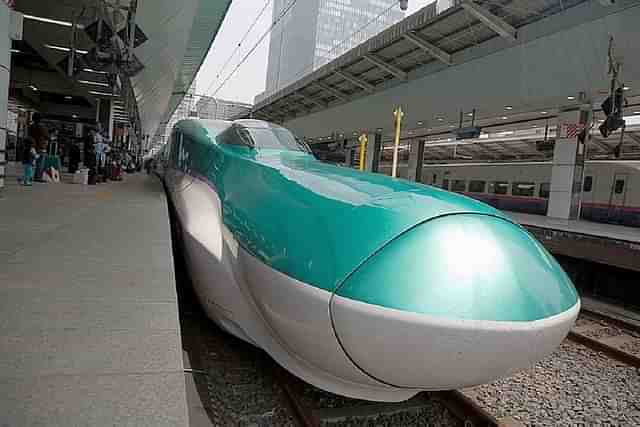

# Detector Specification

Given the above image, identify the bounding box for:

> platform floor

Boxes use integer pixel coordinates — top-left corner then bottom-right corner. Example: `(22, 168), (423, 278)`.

(0, 165), (189, 425)
(507, 212), (640, 243)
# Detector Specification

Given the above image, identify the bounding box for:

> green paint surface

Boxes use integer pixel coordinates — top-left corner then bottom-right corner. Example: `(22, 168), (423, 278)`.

(169, 120), (578, 320)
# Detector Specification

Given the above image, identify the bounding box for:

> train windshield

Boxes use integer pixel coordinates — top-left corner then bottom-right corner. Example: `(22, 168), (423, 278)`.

(243, 126), (313, 154)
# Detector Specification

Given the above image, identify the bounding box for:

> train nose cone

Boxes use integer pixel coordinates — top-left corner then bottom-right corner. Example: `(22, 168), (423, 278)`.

(331, 214), (579, 390)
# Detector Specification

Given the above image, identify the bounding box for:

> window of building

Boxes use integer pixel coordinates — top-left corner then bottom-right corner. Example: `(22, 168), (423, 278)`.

(489, 181), (509, 195)
(512, 182), (536, 197)
(614, 179), (625, 194)
(583, 176), (593, 192)
(442, 179), (449, 191)
(468, 180), (486, 193)
(539, 183), (550, 199)
(451, 180), (466, 192)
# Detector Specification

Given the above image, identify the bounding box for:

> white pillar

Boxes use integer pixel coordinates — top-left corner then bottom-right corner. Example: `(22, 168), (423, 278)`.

(547, 108), (590, 220)
(0, 3), (10, 194)
(407, 139), (425, 182)
(437, 0), (455, 14)
(108, 99), (115, 141)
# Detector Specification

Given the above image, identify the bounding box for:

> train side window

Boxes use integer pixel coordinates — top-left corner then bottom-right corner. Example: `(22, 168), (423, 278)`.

(451, 180), (466, 192)
(614, 179), (625, 194)
(468, 180), (486, 193)
(583, 176), (593, 192)
(512, 182), (535, 197)
(442, 179), (450, 190)
(489, 181), (509, 195)
(539, 183), (550, 199)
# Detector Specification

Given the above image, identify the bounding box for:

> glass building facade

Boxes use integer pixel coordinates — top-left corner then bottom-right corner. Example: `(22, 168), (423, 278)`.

(260, 0), (404, 102)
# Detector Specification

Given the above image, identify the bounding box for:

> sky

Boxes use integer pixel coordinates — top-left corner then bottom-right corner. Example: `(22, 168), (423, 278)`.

(195, 0), (434, 105)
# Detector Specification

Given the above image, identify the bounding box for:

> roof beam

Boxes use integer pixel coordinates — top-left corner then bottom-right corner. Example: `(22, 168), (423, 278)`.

(334, 70), (376, 92)
(296, 92), (328, 109)
(460, 0), (517, 42)
(402, 33), (452, 65)
(313, 81), (349, 102)
(363, 54), (408, 81)
(590, 137), (614, 153)
(626, 132), (640, 147)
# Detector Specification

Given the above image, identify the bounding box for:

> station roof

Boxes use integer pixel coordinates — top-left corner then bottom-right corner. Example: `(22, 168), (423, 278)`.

(10, 0), (231, 138)
(250, 0), (589, 123)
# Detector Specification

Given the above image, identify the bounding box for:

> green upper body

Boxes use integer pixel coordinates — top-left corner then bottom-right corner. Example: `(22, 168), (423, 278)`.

(165, 119), (578, 321)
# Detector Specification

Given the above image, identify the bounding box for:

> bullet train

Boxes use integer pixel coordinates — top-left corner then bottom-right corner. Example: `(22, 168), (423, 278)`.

(384, 160), (640, 228)
(158, 119), (579, 402)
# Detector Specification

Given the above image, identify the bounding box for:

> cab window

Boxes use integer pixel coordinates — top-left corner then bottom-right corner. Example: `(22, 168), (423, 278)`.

(512, 182), (535, 197)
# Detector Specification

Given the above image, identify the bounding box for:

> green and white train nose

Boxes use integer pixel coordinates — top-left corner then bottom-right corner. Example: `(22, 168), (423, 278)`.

(330, 214), (580, 389)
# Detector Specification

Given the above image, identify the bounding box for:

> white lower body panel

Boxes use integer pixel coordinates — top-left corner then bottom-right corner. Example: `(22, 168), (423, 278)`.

(166, 171), (578, 401)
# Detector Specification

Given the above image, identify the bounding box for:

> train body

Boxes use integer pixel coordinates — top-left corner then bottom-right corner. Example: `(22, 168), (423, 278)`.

(158, 119), (579, 402)
(383, 161), (640, 227)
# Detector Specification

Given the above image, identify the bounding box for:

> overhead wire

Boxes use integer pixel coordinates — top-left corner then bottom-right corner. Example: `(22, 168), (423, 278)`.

(204, 0), (273, 95)
(209, 0), (298, 98)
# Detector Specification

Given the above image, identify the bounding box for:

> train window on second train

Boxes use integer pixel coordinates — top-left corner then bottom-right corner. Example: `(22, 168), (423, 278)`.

(512, 182), (536, 197)
(583, 176), (593, 192)
(451, 180), (466, 192)
(468, 180), (486, 193)
(539, 183), (550, 199)
(442, 179), (450, 190)
(489, 181), (509, 195)
(614, 179), (625, 194)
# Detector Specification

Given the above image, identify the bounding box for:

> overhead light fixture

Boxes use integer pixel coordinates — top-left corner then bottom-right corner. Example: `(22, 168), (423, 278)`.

(78, 79), (110, 87)
(29, 85), (38, 91)
(467, 112), (473, 117)
(634, 111), (640, 115)
(417, 121), (423, 125)
(408, 131), (413, 134)
(501, 116), (508, 120)
(376, 128), (383, 132)
(567, 95), (576, 100)
(505, 106), (513, 110)
(540, 111), (548, 114)
(623, 86), (630, 91)
(436, 117), (444, 121)
(45, 44), (88, 54)
(23, 14), (77, 28)
(83, 68), (108, 74)
(65, 95), (72, 100)
(72, 114), (78, 119)
(449, 125), (455, 128)
(10, 49), (21, 54)
(89, 90), (117, 97)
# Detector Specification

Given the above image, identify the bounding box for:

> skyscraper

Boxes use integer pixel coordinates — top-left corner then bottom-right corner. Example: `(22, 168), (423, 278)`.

(259, 0), (405, 102)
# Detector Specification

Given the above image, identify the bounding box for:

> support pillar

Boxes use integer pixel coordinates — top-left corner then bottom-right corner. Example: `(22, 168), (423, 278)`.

(547, 107), (590, 220)
(407, 139), (425, 182)
(364, 132), (382, 172)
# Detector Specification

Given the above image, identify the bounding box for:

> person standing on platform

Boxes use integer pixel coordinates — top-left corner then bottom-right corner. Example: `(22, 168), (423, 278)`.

(21, 140), (36, 186)
(29, 113), (49, 182)
(69, 142), (81, 174)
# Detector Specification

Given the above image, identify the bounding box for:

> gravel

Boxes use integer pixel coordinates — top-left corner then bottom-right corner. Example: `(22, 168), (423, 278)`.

(581, 325), (624, 339)
(463, 341), (640, 426)
(619, 338), (640, 357)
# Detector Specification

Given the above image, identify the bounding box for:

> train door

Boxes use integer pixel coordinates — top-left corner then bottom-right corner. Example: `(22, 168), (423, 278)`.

(607, 173), (628, 223)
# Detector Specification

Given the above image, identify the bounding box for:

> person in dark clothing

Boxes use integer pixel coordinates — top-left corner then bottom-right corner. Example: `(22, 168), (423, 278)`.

(21, 140), (36, 186)
(69, 142), (81, 174)
(29, 113), (49, 182)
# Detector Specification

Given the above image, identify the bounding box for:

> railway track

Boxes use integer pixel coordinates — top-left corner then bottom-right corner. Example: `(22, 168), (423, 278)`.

(276, 365), (520, 427)
(568, 307), (640, 368)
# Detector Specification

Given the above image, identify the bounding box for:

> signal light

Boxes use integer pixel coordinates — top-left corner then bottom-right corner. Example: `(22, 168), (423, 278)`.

(599, 87), (626, 138)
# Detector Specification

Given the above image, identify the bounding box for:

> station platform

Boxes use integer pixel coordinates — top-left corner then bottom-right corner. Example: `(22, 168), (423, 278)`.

(507, 212), (640, 272)
(0, 164), (189, 425)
